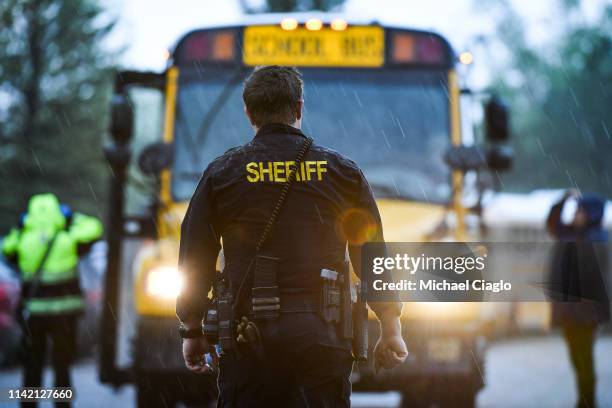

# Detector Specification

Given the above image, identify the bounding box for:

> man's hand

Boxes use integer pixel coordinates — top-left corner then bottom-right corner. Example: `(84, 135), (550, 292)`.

(182, 336), (218, 374)
(374, 313), (408, 372)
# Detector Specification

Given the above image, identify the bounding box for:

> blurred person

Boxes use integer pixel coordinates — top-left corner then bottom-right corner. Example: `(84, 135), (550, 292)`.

(2, 193), (103, 408)
(547, 190), (610, 408)
(177, 66), (407, 407)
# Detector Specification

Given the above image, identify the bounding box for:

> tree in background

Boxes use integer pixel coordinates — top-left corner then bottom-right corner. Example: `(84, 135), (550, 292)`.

(241, 0), (346, 13)
(0, 0), (114, 231)
(482, 0), (612, 198)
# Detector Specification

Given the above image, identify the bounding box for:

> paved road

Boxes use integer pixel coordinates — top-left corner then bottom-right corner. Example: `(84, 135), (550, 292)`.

(477, 334), (612, 408)
(1, 334), (610, 407)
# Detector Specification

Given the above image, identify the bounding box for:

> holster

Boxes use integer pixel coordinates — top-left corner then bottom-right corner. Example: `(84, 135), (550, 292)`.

(319, 261), (368, 362)
(340, 260), (353, 340)
(352, 282), (368, 362)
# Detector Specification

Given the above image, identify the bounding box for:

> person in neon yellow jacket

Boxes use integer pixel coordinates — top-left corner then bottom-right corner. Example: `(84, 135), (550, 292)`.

(2, 193), (102, 404)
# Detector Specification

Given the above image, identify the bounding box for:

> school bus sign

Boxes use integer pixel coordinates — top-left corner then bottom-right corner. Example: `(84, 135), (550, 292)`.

(242, 25), (385, 67)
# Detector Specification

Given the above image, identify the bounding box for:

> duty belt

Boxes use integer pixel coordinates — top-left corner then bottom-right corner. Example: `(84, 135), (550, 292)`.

(257, 292), (319, 314)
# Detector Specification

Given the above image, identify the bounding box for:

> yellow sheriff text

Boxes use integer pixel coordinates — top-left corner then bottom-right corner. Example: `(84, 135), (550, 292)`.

(246, 160), (327, 183)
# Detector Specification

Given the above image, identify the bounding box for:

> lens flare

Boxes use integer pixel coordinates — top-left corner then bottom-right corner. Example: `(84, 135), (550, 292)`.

(337, 208), (378, 245)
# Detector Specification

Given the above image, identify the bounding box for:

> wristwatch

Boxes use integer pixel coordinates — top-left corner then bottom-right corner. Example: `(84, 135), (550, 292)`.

(178, 322), (204, 339)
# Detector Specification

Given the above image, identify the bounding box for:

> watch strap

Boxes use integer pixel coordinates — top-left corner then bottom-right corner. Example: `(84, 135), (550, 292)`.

(179, 323), (204, 339)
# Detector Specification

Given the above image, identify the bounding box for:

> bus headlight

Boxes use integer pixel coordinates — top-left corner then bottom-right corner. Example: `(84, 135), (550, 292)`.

(145, 266), (183, 300)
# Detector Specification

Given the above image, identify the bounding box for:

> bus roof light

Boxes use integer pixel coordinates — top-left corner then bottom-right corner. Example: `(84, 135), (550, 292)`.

(179, 30), (235, 64)
(415, 35), (444, 64)
(212, 31), (235, 61)
(393, 33), (415, 63)
(280, 18), (298, 31)
(392, 32), (447, 65)
(305, 19), (323, 31)
(330, 19), (348, 31)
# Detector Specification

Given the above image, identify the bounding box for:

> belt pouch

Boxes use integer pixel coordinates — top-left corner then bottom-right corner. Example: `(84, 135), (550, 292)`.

(252, 255), (280, 319)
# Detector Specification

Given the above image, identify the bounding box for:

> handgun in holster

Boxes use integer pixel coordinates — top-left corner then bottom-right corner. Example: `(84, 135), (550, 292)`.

(352, 281), (368, 362)
(320, 260), (368, 362)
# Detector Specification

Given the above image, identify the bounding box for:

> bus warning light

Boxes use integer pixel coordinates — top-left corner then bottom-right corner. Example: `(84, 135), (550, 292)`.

(392, 33), (415, 63)
(212, 31), (235, 61)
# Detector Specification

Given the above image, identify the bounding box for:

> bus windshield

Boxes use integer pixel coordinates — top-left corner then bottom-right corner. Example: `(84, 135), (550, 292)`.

(172, 68), (451, 203)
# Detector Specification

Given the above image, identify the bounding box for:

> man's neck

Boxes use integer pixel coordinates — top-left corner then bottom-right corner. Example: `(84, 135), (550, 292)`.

(253, 121), (301, 133)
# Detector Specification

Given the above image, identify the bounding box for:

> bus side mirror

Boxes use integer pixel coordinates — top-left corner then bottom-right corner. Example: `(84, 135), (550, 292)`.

(138, 142), (174, 176)
(484, 96), (510, 143)
(110, 94), (134, 143)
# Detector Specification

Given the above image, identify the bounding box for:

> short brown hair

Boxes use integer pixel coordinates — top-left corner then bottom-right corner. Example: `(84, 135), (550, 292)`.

(242, 66), (303, 128)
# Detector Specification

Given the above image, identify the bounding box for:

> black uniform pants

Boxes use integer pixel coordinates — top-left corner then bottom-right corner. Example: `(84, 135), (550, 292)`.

(21, 315), (77, 408)
(562, 323), (597, 408)
(217, 313), (354, 408)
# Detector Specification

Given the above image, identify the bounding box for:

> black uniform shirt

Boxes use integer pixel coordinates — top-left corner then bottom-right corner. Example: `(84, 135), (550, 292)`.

(176, 123), (401, 323)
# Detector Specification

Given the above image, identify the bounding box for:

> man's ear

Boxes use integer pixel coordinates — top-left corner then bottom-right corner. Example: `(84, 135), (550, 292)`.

(296, 100), (303, 121)
(244, 105), (256, 126)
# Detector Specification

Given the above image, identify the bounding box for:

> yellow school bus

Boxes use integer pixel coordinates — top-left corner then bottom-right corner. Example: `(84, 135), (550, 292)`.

(100, 14), (496, 407)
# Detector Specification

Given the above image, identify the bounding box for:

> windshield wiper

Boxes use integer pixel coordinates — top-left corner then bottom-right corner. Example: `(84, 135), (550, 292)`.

(175, 69), (245, 174)
(175, 107), (202, 170)
(193, 69), (245, 148)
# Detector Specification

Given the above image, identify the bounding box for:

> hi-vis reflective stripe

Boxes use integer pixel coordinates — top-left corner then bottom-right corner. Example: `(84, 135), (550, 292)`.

(246, 160), (327, 183)
(22, 269), (77, 284)
(26, 296), (85, 314)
